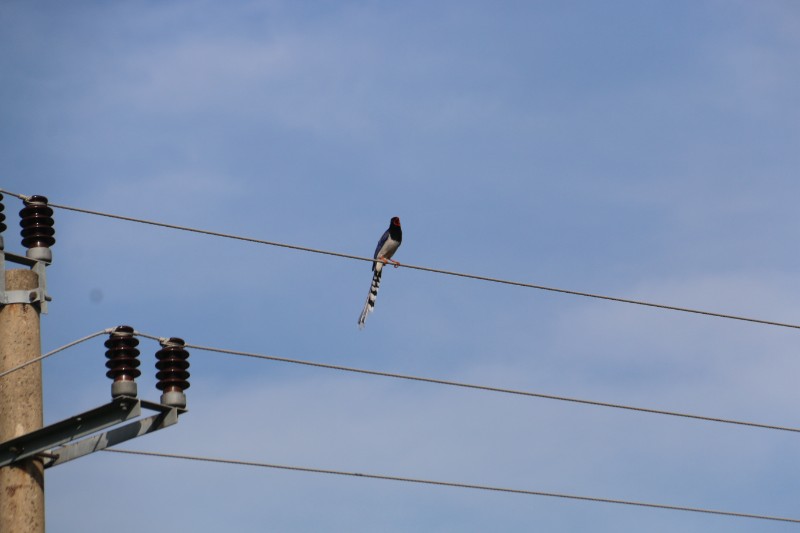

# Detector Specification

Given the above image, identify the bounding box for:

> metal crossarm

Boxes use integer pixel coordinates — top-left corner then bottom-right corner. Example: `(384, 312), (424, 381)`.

(44, 403), (181, 468)
(0, 397), (185, 469)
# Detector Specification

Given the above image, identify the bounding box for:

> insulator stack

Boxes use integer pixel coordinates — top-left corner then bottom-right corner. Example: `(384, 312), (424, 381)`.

(0, 193), (6, 250)
(155, 337), (190, 408)
(104, 325), (141, 398)
(19, 195), (55, 262)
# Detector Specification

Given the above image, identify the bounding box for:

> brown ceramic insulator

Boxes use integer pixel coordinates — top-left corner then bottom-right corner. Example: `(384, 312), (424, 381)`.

(0, 193), (7, 235)
(155, 337), (190, 392)
(19, 195), (55, 249)
(104, 325), (142, 382)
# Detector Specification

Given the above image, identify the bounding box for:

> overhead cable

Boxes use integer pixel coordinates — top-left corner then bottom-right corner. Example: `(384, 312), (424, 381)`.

(2, 189), (798, 331)
(133, 331), (800, 434)
(103, 448), (800, 524)
(0, 329), (111, 380)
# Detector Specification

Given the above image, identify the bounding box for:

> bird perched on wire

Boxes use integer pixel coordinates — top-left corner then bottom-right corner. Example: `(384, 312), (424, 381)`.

(358, 216), (402, 328)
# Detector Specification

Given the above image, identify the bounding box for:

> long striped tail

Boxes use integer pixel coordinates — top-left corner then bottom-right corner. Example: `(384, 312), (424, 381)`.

(358, 268), (383, 328)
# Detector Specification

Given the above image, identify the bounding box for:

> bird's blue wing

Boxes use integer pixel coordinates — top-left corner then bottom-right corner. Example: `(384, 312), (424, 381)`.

(373, 229), (390, 259)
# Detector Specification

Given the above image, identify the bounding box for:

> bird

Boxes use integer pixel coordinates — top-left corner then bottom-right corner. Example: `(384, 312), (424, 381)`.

(358, 216), (402, 328)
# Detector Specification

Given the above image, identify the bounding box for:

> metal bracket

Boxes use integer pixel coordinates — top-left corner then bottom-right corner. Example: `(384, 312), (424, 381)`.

(44, 404), (180, 468)
(0, 251), (51, 314)
(0, 396), (186, 469)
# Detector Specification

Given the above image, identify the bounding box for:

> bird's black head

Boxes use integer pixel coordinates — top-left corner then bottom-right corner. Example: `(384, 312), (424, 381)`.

(388, 216), (402, 242)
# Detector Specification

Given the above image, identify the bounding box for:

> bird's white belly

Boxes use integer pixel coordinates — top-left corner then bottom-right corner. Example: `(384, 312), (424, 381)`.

(380, 239), (400, 260)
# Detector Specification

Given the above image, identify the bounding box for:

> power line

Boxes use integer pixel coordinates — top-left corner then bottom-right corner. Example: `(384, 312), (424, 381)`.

(0, 329), (111, 380)
(7, 324), (795, 435)
(6, 324), (795, 435)
(103, 448), (800, 525)
(8, 327), (794, 525)
(133, 331), (800, 435)
(3, 188), (798, 332)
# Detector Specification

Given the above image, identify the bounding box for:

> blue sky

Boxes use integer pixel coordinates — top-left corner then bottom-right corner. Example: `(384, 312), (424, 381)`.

(2, 1), (800, 531)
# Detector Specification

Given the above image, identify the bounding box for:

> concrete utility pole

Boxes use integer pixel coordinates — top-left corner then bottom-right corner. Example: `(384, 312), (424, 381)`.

(0, 193), (188, 532)
(0, 268), (45, 533)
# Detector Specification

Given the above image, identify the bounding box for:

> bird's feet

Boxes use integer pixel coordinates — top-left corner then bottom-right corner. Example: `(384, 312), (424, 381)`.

(379, 257), (401, 268)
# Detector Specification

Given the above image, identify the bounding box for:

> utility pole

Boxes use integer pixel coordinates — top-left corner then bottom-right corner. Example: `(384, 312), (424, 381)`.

(0, 193), (190, 533)
(0, 193), (53, 533)
(0, 268), (45, 533)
